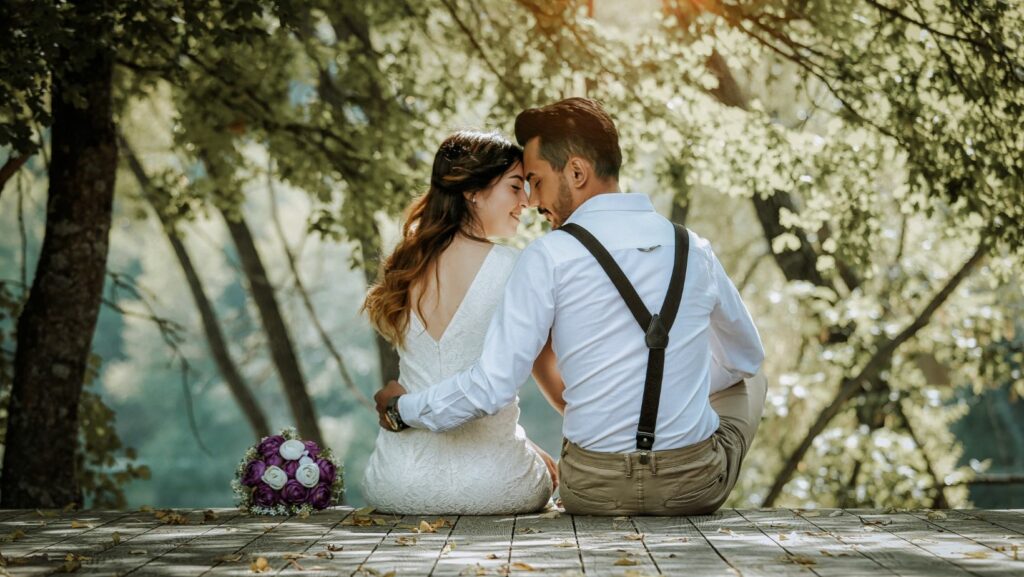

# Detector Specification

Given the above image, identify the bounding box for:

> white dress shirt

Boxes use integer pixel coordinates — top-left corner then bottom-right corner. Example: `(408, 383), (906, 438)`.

(398, 192), (765, 452)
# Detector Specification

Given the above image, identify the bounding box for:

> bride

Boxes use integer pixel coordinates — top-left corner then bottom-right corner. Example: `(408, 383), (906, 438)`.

(361, 130), (562, 514)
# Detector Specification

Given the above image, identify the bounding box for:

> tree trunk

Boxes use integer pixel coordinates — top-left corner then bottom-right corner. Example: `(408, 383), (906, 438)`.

(120, 138), (272, 441)
(1, 14), (117, 508)
(221, 208), (323, 446)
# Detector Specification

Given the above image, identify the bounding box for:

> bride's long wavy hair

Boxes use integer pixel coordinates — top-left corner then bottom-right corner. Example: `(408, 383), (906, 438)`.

(363, 130), (523, 348)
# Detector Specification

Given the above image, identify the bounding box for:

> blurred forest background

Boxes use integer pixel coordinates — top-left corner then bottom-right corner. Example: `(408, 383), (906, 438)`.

(1, 0), (1022, 511)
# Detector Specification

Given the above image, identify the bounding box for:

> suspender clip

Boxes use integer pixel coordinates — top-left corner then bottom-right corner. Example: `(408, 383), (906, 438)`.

(645, 314), (669, 349)
(636, 431), (655, 451)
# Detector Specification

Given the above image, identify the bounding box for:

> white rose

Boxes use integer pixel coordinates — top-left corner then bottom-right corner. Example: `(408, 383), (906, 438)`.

(279, 439), (306, 461)
(261, 466), (287, 490)
(295, 462), (321, 488)
(299, 455), (314, 466)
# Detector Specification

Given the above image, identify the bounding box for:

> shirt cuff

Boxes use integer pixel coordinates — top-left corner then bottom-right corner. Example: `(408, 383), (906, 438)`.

(397, 393), (427, 430)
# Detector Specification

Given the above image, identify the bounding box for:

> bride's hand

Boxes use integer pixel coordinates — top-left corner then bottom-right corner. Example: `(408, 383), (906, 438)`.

(529, 440), (559, 492)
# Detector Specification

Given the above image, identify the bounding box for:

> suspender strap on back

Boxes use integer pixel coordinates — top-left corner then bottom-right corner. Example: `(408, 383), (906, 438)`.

(560, 222), (689, 452)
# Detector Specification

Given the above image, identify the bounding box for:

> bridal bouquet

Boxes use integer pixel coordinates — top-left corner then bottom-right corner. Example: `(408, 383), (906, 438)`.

(232, 427), (344, 516)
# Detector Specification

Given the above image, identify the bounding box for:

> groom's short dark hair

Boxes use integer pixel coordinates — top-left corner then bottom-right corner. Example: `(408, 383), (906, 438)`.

(514, 97), (621, 180)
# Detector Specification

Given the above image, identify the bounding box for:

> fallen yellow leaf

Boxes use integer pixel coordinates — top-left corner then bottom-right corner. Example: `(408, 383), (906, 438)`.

(624, 533), (645, 541)
(418, 520), (436, 533)
(510, 561), (537, 571)
(112, 532), (121, 545)
(250, 556), (271, 573)
(70, 520), (92, 529)
(614, 557), (639, 566)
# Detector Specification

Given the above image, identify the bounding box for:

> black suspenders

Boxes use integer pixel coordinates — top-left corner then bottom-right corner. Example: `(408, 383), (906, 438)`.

(559, 222), (689, 455)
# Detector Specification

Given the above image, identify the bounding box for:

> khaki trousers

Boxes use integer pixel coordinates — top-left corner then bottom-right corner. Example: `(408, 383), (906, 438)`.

(558, 371), (768, 516)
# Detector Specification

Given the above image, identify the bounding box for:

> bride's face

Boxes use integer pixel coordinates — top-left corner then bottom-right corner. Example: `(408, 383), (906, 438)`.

(472, 162), (528, 238)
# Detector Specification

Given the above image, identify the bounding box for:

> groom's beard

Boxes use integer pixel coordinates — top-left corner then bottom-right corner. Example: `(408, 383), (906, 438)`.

(551, 175), (574, 229)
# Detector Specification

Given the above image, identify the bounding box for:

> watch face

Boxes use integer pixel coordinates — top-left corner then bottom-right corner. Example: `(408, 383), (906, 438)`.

(383, 412), (398, 431)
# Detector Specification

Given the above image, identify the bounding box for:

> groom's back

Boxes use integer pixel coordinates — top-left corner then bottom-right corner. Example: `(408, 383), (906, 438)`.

(535, 193), (740, 453)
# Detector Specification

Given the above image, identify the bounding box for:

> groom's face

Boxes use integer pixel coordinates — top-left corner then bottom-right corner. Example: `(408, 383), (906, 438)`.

(523, 137), (575, 229)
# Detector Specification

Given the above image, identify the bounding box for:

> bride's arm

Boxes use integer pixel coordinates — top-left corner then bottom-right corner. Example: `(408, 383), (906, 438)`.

(532, 331), (566, 415)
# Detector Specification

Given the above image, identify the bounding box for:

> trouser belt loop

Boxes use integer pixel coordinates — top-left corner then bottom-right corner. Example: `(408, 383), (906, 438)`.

(650, 451), (657, 476)
(624, 453), (633, 478)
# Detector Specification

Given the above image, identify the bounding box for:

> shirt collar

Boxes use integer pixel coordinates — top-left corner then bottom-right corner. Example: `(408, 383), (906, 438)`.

(563, 192), (655, 226)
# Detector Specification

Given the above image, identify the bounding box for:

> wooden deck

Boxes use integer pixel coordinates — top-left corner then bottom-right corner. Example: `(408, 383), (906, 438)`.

(0, 507), (1021, 576)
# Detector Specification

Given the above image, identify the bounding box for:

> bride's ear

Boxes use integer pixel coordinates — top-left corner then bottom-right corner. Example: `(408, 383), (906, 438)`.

(463, 191), (478, 206)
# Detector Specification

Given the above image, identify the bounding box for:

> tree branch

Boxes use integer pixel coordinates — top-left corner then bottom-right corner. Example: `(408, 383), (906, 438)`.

(762, 241), (987, 506)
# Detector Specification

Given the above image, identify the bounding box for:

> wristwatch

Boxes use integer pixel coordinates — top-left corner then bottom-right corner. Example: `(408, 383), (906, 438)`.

(384, 395), (409, 432)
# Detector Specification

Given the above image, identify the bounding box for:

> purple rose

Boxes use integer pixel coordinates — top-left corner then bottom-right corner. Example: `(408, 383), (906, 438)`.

(316, 458), (336, 484)
(284, 459), (300, 478)
(258, 435), (285, 458)
(281, 479), (309, 504)
(265, 454), (284, 468)
(252, 482), (279, 507)
(309, 482), (332, 510)
(303, 440), (321, 459)
(241, 459), (267, 487)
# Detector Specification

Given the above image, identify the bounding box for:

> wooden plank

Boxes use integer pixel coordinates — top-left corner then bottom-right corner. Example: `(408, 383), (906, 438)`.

(631, 516), (734, 576)
(690, 508), (816, 577)
(738, 509), (896, 577)
(960, 511), (1024, 537)
(258, 509), (401, 576)
(67, 512), (243, 573)
(508, 511), (582, 574)
(907, 510), (1023, 561)
(430, 515), (515, 577)
(89, 511), (293, 576)
(0, 510), (134, 558)
(799, 509), (975, 577)
(357, 514), (457, 577)
(850, 510), (1021, 576)
(268, 508), (354, 575)
(573, 515), (658, 576)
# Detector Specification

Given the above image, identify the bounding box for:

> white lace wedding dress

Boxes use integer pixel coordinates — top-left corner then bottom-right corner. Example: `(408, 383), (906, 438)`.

(362, 244), (553, 515)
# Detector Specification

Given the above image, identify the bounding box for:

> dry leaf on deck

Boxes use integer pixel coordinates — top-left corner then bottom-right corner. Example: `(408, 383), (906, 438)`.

(204, 509), (219, 522)
(555, 539), (575, 547)
(396, 536), (418, 546)
(613, 557), (639, 566)
(829, 510), (844, 517)
(511, 561), (537, 571)
(326, 544), (344, 552)
(518, 527), (542, 534)
(70, 520), (92, 529)
(782, 554), (816, 566)
(8, 530), (26, 541)
(112, 532), (121, 545)
(486, 553), (500, 559)
(963, 551), (989, 559)
(129, 550), (148, 555)
(538, 511), (561, 519)
(624, 533), (645, 541)
(418, 520), (436, 533)
(716, 528), (735, 536)
(926, 511), (948, 521)
(249, 556), (271, 573)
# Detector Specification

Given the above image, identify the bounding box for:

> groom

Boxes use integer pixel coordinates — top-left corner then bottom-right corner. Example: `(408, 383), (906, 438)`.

(375, 98), (766, 515)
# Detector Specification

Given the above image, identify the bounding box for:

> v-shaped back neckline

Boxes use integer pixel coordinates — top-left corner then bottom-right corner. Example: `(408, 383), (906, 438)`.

(411, 245), (497, 346)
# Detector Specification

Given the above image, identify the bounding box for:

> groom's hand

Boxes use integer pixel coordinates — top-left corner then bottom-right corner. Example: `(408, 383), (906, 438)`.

(375, 380), (408, 430)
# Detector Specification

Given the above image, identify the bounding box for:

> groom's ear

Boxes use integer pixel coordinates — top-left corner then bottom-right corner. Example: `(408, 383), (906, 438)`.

(567, 157), (589, 189)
